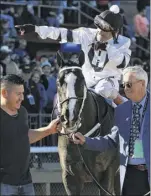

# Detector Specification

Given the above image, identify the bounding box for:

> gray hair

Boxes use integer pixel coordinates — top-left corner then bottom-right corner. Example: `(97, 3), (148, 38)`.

(123, 66), (148, 87)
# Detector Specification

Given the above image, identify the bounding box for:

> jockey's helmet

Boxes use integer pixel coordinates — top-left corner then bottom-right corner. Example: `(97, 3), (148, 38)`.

(94, 5), (123, 43)
(94, 5), (123, 32)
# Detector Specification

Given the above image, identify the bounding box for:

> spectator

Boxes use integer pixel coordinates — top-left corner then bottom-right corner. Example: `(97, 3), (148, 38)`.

(3, 38), (16, 51)
(7, 59), (21, 75)
(0, 11), (15, 28)
(0, 48), (10, 76)
(42, 64), (57, 113)
(13, 6), (24, 25)
(119, 8), (129, 37)
(72, 66), (150, 196)
(10, 53), (21, 68)
(0, 45), (20, 75)
(46, 11), (60, 27)
(39, 55), (48, 64)
(137, 0), (150, 25)
(14, 39), (28, 58)
(33, 65), (49, 91)
(20, 64), (41, 113)
(134, 7), (149, 60)
(31, 71), (48, 112)
(21, 5), (45, 25)
(20, 5), (37, 25)
(0, 19), (17, 42)
(40, 58), (51, 68)
(0, 74), (59, 196)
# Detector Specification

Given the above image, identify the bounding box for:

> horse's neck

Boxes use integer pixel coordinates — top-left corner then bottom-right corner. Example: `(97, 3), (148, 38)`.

(79, 91), (98, 135)
(80, 90), (108, 135)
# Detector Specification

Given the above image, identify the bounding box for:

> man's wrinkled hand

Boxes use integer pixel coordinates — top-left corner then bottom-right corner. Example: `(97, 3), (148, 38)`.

(72, 132), (86, 145)
(15, 24), (35, 35)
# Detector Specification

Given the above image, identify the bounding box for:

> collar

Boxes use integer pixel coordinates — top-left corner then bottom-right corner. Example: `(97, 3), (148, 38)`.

(94, 32), (113, 44)
(132, 93), (147, 108)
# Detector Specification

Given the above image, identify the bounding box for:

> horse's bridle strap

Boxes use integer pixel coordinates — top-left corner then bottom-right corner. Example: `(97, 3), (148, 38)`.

(84, 123), (101, 137)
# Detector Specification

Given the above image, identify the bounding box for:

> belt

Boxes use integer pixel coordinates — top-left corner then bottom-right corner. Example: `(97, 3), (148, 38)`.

(128, 164), (147, 171)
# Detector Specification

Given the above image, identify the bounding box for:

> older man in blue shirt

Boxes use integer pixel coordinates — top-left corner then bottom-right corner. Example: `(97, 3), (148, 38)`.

(72, 66), (150, 195)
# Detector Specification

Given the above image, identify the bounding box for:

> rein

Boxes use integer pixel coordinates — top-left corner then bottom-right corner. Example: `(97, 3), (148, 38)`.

(54, 66), (113, 196)
(55, 66), (114, 195)
(56, 65), (87, 135)
(55, 66), (113, 196)
(53, 63), (150, 196)
(59, 96), (84, 135)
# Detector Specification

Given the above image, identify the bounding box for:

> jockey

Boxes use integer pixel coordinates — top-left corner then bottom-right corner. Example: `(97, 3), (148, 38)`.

(16, 5), (131, 105)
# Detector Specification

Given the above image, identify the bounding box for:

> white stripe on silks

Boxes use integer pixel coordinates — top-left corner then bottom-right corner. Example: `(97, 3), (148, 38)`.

(65, 73), (77, 121)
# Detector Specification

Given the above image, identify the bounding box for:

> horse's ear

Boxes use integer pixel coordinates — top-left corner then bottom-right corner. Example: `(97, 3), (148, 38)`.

(56, 51), (64, 68)
(78, 50), (85, 67)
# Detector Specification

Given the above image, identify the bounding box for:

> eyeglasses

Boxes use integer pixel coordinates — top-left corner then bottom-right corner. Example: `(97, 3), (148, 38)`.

(94, 15), (113, 32)
(122, 80), (142, 88)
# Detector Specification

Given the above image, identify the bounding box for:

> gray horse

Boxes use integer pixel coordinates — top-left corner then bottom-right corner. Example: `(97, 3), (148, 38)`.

(56, 50), (120, 195)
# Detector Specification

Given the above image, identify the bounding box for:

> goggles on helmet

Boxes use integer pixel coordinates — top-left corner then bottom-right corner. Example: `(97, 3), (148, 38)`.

(94, 15), (114, 32)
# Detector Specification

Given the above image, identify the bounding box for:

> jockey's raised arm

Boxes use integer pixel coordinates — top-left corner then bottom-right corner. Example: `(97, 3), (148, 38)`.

(16, 24), (97, 46)
(15, 5), (132, 106)
(16, 23), (131, 70)
(35, 25), (131, 68)
(35, 26), (96, 44)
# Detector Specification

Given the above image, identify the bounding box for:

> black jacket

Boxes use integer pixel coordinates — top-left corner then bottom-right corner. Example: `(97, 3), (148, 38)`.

(22, 79), (40, 113)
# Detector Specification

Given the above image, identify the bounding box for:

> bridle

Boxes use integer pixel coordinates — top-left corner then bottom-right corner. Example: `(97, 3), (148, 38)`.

(58, 97), (84, 135)
(52, 65), (114, 195)
(52, 65), (115, 195)
(54, 66), (87, 136)
(52, 65), (151, 196)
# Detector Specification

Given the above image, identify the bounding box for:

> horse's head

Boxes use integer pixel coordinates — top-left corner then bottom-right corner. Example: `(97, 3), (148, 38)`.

(56, 47), (87, 134)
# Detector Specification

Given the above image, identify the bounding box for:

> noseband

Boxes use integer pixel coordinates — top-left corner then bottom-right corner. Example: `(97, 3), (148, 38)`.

(57, 66), (87, 136)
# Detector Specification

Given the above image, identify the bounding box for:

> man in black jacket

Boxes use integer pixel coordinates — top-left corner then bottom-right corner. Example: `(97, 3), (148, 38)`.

(20, 63), (41, 113)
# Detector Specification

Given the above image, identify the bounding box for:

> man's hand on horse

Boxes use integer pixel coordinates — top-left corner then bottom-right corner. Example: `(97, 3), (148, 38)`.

(46, 117), (61, 134)
(72, 132), (86, 145)
(15, 24), (35, 35)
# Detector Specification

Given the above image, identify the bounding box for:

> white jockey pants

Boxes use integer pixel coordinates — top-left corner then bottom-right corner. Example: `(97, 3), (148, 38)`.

(94, 77), (119, 99)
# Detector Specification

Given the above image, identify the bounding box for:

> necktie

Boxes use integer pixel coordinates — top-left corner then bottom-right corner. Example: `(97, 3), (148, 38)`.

(129, 103), (142, 156)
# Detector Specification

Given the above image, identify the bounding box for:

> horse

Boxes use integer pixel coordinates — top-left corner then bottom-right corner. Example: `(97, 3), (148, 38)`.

(56, 49), (120, 195)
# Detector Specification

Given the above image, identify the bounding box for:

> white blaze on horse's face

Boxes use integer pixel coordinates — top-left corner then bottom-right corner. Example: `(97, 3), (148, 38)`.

(65, 72), (77, 122)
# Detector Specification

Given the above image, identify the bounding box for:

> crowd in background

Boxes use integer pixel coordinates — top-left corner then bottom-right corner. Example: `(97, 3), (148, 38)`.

(0, 40), (58, 114)
(0, 0), (150, 148)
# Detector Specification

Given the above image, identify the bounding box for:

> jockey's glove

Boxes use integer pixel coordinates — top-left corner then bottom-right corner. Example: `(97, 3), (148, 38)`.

(15, 24), (35, 35)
